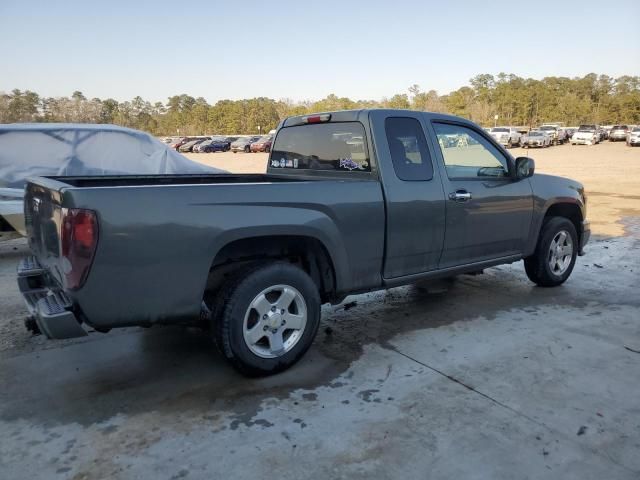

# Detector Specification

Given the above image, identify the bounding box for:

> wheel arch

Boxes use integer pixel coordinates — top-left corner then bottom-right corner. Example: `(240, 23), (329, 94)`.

(205, 232), (341, 304)
(526, 200), (584, 256)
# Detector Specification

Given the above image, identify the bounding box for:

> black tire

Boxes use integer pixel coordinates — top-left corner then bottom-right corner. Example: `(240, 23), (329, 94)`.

(524, 216), (578, 287)
(211, 262), (321, 376)
(265, 145), (270, 153)
(244, 146), (250, 153)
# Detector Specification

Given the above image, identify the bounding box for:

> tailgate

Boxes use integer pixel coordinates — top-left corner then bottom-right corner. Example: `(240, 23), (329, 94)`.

(24, 180), (65, 286)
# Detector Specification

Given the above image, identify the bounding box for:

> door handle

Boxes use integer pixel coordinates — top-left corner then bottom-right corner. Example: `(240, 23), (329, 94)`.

(448, 190), (472, 202)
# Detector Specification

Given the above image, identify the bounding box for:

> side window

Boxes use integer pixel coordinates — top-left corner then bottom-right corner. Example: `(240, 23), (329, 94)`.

(433, 123), (509, 179)
(385, 117), (433, 181)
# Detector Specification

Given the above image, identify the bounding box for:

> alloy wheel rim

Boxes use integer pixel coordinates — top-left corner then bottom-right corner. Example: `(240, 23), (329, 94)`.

(548, 230), (573, 276)
(242, 284), (307, 359)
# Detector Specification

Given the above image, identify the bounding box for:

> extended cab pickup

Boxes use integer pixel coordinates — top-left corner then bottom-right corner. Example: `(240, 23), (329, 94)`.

(18, 110), (590, 375)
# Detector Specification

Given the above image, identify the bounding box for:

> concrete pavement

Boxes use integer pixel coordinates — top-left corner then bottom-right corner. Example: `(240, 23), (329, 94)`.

(1, 220), (638, 479)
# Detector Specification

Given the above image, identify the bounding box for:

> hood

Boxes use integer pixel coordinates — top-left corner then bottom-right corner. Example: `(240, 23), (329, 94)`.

(529, 173), (585, 206)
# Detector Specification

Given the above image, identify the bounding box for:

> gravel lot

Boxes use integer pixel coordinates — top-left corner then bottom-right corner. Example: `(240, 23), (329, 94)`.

(0, 141), (638, 479)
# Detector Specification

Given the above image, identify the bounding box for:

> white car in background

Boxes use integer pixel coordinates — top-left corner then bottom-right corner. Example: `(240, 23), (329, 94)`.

(489, 126), (521, 148)
(571, 125), (600, 145)
(539, 124), (568, 145)
(626, 127), (640, 147)
(521, 130), (551, 148)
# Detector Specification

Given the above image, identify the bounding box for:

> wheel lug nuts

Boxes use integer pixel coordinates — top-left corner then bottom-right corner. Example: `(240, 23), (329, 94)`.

(262, 314), (268, 319)
(271, 306), (276, 312)
(272, 329), (277, 334)
(263, 325), (268, 331)
(281, 320), (286, 326)
(281, 309), (285, 314)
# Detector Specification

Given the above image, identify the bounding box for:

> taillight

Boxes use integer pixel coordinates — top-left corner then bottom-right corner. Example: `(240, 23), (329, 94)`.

(61, 208), (98, 290)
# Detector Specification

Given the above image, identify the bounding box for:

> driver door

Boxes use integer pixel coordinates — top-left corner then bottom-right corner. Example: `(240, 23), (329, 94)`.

(429, 121), (533, 269)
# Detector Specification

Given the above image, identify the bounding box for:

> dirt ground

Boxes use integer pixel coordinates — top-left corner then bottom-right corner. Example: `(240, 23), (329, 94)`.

(0, 141), (638, 479)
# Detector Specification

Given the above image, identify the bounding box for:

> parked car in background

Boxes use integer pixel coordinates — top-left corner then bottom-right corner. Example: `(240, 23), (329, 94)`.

(489, 127), (521, 148)
(609, 125), (629, 141)
(179, 138), (207, 153)
(193, 139), (214, 153)
(626, 127), (640, 146)
(571, 125), (600, 145)
(169, 137), (189, 150)
(600, 127), (609, 141)
(539, 125), (567, 145)
(565, 127), (578, 138)
(199, 139), (230, 153)
(250, 135), (273, 152)
(231, 136), (262, 153)
(521, 130), (551, 148)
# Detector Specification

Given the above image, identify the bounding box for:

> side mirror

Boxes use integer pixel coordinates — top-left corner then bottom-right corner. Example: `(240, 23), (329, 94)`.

(515, 156), (535, 179)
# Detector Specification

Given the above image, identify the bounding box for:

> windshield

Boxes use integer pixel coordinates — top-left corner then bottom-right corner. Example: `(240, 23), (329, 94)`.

(256, 135), (272, 142)
(579, 125), (596, 131)
(539, 126), (555, 131)
(491, 128), (509, 133)
(529, 131), (543, 136)
(613, 125), (628, 130)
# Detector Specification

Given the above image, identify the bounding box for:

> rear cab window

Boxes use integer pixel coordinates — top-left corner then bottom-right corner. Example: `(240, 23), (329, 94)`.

(269, 122), (370, 173)
(384, 117), (433, 181)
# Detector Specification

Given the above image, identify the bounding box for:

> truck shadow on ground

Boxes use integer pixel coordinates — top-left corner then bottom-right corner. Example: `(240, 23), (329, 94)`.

(1, 251), (608, 428)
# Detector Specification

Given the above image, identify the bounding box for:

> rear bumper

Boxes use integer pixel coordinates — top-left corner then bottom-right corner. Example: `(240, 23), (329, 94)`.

(579, 220), (591, 256)
(17, 256), (87, 339)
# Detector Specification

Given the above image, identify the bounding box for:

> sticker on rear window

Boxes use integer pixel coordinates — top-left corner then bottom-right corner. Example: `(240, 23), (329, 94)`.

(271, 158), (299, 168)
(339, 158), (366, 171)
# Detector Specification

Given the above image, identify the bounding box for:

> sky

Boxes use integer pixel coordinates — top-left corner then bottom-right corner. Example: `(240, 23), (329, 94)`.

(1, 0), (639, 103)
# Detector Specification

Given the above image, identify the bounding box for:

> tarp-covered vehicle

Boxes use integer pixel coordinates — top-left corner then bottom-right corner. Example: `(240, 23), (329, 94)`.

(0, 123), (222, 234)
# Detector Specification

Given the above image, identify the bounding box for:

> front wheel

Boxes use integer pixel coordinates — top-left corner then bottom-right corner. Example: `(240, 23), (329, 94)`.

(211, 262), (321, 376)
(524, 217), (578, 287)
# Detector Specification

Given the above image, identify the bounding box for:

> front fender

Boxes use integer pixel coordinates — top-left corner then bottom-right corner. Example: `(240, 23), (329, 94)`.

(525, 174), (586, 256)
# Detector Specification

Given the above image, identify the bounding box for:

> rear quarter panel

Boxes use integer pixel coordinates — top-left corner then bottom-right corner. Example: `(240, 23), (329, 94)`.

(63, 180), (385, 329)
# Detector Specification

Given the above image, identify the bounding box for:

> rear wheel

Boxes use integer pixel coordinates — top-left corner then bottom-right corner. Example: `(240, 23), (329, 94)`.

(211, 262), (321, 376)
(524, 217), (578, 287)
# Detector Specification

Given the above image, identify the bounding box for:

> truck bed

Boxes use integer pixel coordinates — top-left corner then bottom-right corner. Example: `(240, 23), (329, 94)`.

(23, 173), (387, 331)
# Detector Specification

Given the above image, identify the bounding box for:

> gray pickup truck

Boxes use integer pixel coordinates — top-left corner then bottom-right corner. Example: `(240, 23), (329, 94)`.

(18, 110), (590, 375)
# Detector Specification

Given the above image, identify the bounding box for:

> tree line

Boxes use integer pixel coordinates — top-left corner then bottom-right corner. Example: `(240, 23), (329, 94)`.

(1, 73), (638, 136)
